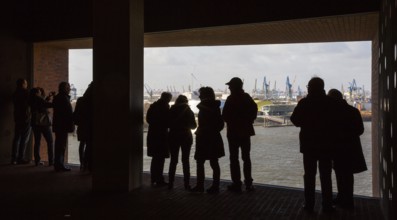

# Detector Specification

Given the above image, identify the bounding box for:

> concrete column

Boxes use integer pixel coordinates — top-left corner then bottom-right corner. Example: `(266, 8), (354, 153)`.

(92, 0), (143, 192)
(0, 34), (32, 163)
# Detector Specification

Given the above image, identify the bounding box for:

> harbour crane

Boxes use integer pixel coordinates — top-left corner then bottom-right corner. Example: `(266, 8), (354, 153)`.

(191, 73), (201, 91)
(272, 81), (277, 99)
(144, 84), (153, 99)
(348, 79), (358, 94)
(297, 86), (302, 97)
(285, 76), (293, 100)
(348, 79), (363, 100)
(263, 76), (270, 99)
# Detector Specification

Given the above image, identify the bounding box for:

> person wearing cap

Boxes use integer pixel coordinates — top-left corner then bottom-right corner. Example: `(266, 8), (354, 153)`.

(290, 77), (339, 213)
(222, 77), (258, 192)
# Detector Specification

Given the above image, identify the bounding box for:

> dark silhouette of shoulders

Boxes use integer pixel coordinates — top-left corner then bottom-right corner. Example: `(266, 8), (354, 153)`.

(13, 88), (30, 124)
(291, 93), (339, 154)
(53, 92), (74, 132)
(146, 99), (170, 127)
(222, 90), (257, 137)
(169, 103), (197, 131)
(197, 99), (224, 132)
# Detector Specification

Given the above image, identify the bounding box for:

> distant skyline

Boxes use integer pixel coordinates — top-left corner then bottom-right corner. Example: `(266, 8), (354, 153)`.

(69, 41), (371, 96)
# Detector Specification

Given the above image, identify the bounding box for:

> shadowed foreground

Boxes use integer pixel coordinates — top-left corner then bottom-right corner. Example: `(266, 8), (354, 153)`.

(0, 164), (382, 220)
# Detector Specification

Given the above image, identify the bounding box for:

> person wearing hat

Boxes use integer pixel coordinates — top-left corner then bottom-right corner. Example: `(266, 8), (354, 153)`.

(222, 77), (258, 192)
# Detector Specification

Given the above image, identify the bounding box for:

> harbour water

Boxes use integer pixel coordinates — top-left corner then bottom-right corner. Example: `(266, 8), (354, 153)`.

(68, 122), (373, 197)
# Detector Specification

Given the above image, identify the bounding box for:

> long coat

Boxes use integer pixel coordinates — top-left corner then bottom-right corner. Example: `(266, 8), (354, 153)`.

(335, 100), (367, 173)
(73, 97), (89, 141)
(194, 99), (224, 160)
(146, 99), (170, 158)
(222, 90), (257, 138)
(52, 92), (74, 133)
(168, 103), (197, 147)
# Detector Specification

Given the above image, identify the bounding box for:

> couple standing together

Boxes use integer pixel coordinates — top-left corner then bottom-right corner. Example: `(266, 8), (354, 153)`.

(291, 77), (367, 212)
(146, 77), (257, 193)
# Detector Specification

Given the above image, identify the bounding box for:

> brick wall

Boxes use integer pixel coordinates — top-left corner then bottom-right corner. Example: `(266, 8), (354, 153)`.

(33, 43), (68, 162)
(34, 44), (68, 93)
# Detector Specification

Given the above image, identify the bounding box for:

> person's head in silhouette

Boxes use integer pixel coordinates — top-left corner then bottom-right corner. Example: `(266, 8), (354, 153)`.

(16, 78), (28, 90)
(226, 77), (243, 94)
(175, 95), (188, 105)
(307, 77), (325, 95)
(198, 87), (215, 101)
(327, 89), (343, 100)
(160, 92), (172, 103)
(29, 87), (40, 99)
(58, 82), (71, 95)
(37, 87), (45, 98)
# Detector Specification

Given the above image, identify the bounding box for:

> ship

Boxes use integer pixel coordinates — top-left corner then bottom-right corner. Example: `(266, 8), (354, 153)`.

(259, 102), (297, 127)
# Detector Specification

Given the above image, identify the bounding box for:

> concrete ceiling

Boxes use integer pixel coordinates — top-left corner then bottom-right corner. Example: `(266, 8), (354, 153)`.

(36, 12), (378, 49)
(145, 12), (379, 47)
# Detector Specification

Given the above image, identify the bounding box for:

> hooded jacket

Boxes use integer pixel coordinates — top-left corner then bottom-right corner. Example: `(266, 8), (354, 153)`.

(195, 99), (224, 160)
(168, 103), (197, 146)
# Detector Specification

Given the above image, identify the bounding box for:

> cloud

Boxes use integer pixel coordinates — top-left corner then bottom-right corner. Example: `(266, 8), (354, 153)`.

(69, 41), (372, 96)
(69, 49), (93, 96)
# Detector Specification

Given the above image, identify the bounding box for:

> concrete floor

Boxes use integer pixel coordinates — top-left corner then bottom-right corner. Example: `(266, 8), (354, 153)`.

(0, 163), (383, 220)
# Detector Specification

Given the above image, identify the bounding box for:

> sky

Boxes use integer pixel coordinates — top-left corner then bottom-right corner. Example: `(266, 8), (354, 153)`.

(69, 49), (93, 96)
(69, 41), (371, 96)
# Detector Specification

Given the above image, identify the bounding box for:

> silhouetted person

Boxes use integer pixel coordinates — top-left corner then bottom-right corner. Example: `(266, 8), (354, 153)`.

(11, 78), (31, 165)
(147, 92), (172, 186)
(191, 87), (224, 193)
(72, 82), (93, 171)
(81, 82), (93, 172)
(53, 82), (74, 172)
(327, 89), (367, 209)
(290, 77), (338, 213)
(73, 96), (88, 170)
(168, 95), (197, 190)
(29, 87), (54, 166)
(222, 77), (257, 192)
